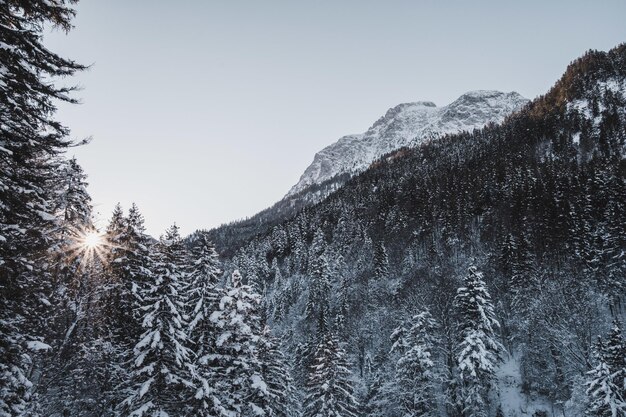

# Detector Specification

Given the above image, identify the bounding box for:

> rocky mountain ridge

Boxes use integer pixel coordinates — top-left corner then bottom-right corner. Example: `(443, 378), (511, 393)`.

(287, 90), (529, 196)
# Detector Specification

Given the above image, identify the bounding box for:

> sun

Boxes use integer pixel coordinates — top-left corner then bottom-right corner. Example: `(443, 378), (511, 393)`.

(81, 231), (104, 249)
(61, 228), (112, 269)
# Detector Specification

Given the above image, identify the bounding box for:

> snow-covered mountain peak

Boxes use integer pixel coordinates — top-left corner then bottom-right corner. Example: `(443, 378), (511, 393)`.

(287, 91), (528, 197)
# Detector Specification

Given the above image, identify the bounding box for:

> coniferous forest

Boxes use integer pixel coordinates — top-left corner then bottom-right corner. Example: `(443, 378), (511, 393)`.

(1, 2), (625, 417)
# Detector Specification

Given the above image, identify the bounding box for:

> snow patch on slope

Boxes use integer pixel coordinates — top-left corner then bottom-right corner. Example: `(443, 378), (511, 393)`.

(496, 354), (559, 416)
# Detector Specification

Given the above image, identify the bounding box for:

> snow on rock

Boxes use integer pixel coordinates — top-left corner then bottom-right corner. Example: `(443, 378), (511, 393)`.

(287, 90), (528, 197)
(27, 341), (52, 351)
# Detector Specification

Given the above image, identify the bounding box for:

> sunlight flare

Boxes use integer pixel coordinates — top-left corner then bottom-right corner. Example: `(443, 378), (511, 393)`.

(81, 231), (104, 249)
(60, 227), (117, 269)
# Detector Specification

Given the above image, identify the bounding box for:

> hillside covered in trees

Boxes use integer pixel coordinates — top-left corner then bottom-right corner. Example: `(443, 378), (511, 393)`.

(0, 1), (625, 416)
(219, 44), (626, 417)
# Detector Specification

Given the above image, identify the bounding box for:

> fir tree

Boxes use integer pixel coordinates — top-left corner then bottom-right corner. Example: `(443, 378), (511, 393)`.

(454, 266), (503, 417)
(586, 322), (626, 417)
(0, 1), (85, 413)
(305, 235), (331, 322)
(390, 310), (439, 417)
(303, 323), (359, 417)
(373, 242), (389, 280)
(250, 327), (300, 417)
(121, 225), (192, 416)
(209, 270), (264, 416)
(185, 232), (224, 417)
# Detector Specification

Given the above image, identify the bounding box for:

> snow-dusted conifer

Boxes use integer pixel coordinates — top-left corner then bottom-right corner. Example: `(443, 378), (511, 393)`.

(586, 322), (626, 417)
(391, 310), (439, 417)
(303, 323), (359, 417)
(184, 232), (225, 416)
(100, 202), (155, 416)
(454, 265), (503, 417)
(209, 270), (264, 415)
(250, 326), (300, 417)
(306, 232), (331, 321)
(121, 224), (192, 416)
(0, 1), (85, 412)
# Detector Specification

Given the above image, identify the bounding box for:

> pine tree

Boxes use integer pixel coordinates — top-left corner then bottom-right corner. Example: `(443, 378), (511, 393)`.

(303, 323), (359, 417)
(109, 204), (154, 341)
(0, 1), (85, 413)
(251, 327), (300, 417)
(373, 242), (389, 279)
(209, 270), (264, 416)
(121, 225), (192, 416)
(454, 266), (503, 417)
(391, 310), (439, 417)
(305, 233), (331, 322)
(36, 157), (117, 417)
(586, 322), (626, 417)
(185, 232), (224, 417)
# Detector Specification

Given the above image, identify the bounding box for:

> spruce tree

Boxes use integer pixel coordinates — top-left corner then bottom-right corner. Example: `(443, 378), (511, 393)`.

(303, 321), (359, 417)
(121, 225), (192, 416)
(586, 322), (626, 417)
(0, 1), (85, 413)
(251, 326), (300, 417)
(37, 157), (113, 417)
(108, 204), (154, 344)
(185, 232), (224, 417)
(209, 270), (268, 416)
(391, 310), (439, 417)
(305, 234), (331, 322)
(454, 266), (503, 417)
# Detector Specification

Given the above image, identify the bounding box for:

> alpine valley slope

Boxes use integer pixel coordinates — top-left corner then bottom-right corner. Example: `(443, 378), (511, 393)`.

(205, 90), (528, 254)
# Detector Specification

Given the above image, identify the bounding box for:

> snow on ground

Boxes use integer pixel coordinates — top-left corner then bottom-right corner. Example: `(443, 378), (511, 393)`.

(496, 353), (559, 417)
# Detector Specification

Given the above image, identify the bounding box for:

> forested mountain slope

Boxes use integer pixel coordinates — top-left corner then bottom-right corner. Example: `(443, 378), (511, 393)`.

(223, 45), (626, 417)
(205, 91), (527, 256)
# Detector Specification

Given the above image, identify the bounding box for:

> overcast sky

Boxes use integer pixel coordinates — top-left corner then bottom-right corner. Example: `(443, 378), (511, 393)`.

(44, 0), (626, 236)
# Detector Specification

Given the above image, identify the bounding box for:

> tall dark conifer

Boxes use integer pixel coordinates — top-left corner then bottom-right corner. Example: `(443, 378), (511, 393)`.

(0, 1), (85, 414)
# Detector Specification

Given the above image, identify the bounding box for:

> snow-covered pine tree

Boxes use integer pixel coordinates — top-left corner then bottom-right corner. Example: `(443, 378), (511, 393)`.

(586, 321), (626, 417)
(454, 265), (503, 417)
(0, 1), (85, 413)
(303, 317), (359, 417)
(250, 326), (300, 417)
(102, 204), (155, 361)
(305, 232), (331, 322)
(184, 232), (225, 416)
(121, 224), (192, 416)
(106, 203), (126, 249)
(47, 156), (93, 327)
(390, 310), (439, 417)
(36, 156), (119, 417)
(51, 157), (93, 240)
(271, 257), (290, 321)
(373, 242), (389, 280)
(209, 270), (267, 416)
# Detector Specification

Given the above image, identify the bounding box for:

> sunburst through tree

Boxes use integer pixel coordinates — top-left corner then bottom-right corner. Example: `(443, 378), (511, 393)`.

(62, 226), (116, 269)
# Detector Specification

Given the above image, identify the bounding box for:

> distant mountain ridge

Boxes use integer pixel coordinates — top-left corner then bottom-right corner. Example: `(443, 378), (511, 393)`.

(287, 90), (528, 196)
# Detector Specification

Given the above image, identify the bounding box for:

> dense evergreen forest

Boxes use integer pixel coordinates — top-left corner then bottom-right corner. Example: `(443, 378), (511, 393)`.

(0, 1), (624, 416)
(217, 44), (626, 417)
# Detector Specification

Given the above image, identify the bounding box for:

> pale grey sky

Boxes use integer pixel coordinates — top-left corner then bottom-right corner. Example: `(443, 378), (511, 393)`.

(44, 0), (626, 236)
